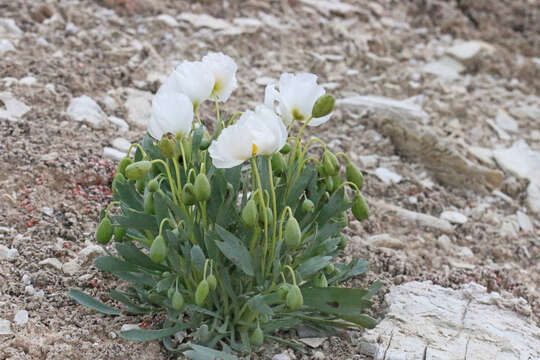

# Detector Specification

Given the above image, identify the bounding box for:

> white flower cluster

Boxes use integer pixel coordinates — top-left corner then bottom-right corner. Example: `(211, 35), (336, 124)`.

(148, 52), (332, 169)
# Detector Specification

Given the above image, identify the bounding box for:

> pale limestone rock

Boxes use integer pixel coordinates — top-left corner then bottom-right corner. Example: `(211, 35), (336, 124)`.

(367, 234), (404, 249)
(423, 56), (465, 79)
(359, 281), (540, 360)
(39, 258), (63, 271)
(493, 140), (540, 181)
(0, 92), (30, 121)
(124, 88), (152, 127)
(374, 167), (402, 185)
(112, 137), (131, 152)
(446, 40), (495, 62)
(78, 245), (105, 265)
(0, 319), (12, 335)
(0, 39), (15, 54)
(338, 95), (429, 123)
(156, 14), (179, 27)
(67, 96), (107, 129)
(62, 260), (81, 275)
(495, 109), (518, 133)
(440, 210), (468, 224)
(13, 310), (28, 325)
(103, 147), (125, 161)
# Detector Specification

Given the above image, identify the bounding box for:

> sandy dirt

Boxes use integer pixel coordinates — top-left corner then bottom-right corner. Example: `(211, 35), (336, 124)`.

(0, 0), (539, 359)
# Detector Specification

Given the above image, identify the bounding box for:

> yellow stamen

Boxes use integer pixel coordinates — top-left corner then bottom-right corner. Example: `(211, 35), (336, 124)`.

(252, 143), (258, 157)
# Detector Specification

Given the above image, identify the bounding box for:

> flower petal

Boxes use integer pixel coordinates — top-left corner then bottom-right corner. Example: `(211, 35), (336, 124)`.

(149, 91), (194, 139)
(202, 52), (238, 102)
(160, 61), (214, 106)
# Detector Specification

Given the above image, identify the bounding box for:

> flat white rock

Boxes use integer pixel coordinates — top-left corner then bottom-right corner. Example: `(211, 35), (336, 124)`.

(440, 210), (468, 224)
(272, 354), (291, 360)
(468, 146), (494, 166)
(0, 39), (15, 55)
(121, 324), (140, 332)
(509, 105), (540, 120)
(493, 140), (540, 181)
(62, 260), (81, 275)
(179, 13), (236, 32)
(299, 0), (361, 15)
(124, 88), (152, 127)
(0, 245), (18, 260)
(78, 245), (105, 265)
(67, 95), (107, 129)
(0, 92), (30, 121)
(0, 18), (23, 35)
(446, 40), (495, 61)
(156, 14), (179, 27)
(495, 109), (518, 133)
(359, 281), (540, 360)
(423, 56), (465, 79)
(374, 167), (402, 185)
(112, 137), (131, 152)
(103, 147), (125, 161)
(358, 155), (378, 168)
(13, 310), (28, 325)
(338, 95), (429, 123)
(0, 319), (12, 335)
(108, 115), (129, 131)
(39, 258), (63, 271)
(516, 211), (533, 233)
(527, 182), (540, 216)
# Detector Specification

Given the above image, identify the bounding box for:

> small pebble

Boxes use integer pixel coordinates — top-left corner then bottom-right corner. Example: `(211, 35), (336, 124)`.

(14, 310), (28, 325)
(440, 211), (468, 225)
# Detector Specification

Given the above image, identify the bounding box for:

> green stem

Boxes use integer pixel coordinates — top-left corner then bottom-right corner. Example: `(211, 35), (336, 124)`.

(104, 201), (121, 215)
(228, 112), (242, 125)
(250, 157), (268, 274)
(158, 218), (175, 236)
(126, 143), (148, 159)
(335, 180), (360, 194)
(267, 157), (278, 275)
(172, 157), (182, 200)
(151, 159), (178, 205)
(277, 206), (293, 246)
(285, 265), (297, 285)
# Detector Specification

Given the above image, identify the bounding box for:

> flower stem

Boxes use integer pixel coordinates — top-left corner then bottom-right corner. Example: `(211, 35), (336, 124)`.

(267, 157), (278, 275)
(250, 157), (268, 274)
(151, 159), (178, 205)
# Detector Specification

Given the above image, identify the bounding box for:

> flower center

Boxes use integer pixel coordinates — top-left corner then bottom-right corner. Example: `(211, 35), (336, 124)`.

(251, 143), (258, 157)
(292, 108), (304, 121)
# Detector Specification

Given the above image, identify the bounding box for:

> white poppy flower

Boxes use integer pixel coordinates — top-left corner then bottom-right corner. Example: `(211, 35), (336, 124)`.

(264, 72), (332, 126)
(147, 91), (194, 140)
(202, 52), (238, 102)
(160, 61), (215, 108)
(209, 106), (287, 168)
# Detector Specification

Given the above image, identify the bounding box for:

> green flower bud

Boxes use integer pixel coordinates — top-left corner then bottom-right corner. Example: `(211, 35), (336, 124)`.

(314, 273), (328, 288)
(113, 226), (126, 242)
(277, 283), (291, 300)
(317, 162), (327, 177)
(143, 190), (154, 214)
(193, 173), (211, 202)
(284, 217), (301, 249)
(324, 264), (335, 273)
(322, 151), (339, 176)
(117, 157), (133, 177)
(96, 216), (113, 244)
(148, 292), (162, 305)
(195, 279), (209, 306)
(302, 198), (315, 212)
(167, 287), (175, 299)
(271, 153), (286, 174)
(286, 284), (303, 310)
(346, 162), (364, 190)
(241, 199), (258, 227)
(158, 134), (176, 158)
(250, 327), (264, 346)
(172, 290), (184, 311)
(207, 274), (217, 291)
(147, 178), (159, 192)
(280, 143), (291, 154)
(325, 176), (334, 192)
(149, 235), (167, 263)
(352, 193), (369, 221)
(312, 94), (335, 118)
(161, 271), (171, 278)
(197, 324), (210, 342)
(339, 211), (349, 227)
(182, 183), (196, 206)
(125, 160), (152, 180)
(199, 138), (211, 150)
(332, 174), (343, 192)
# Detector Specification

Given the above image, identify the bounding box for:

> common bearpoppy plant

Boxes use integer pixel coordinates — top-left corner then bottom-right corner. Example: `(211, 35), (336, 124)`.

(69, 52), (378, 359)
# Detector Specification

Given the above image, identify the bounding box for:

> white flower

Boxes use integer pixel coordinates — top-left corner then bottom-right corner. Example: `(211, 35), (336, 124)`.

(147, 90), (194, 140)
(160, 61), (215, 108)
(209, 106), (287, 168)
(202, 52), (238, 102)
(264, 72), (332, 126)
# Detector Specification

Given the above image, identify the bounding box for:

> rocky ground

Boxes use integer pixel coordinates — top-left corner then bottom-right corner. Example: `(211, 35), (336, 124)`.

(0, 0), (539, 359)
